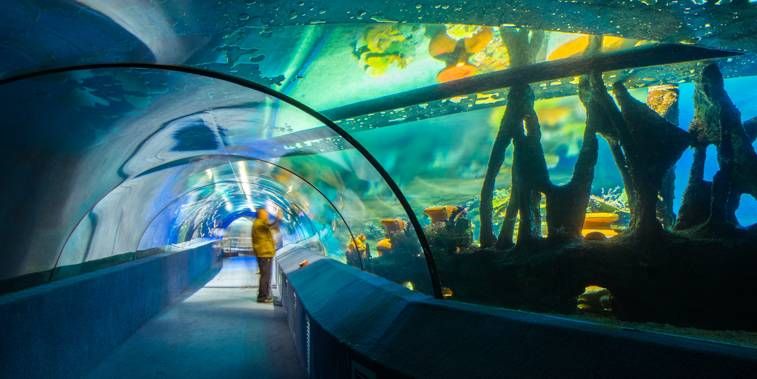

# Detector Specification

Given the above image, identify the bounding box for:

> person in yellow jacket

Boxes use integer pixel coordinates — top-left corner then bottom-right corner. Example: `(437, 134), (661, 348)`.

(252, 207), (281, 303)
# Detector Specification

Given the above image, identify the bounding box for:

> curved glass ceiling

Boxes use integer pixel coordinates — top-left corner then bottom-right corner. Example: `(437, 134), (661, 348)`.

(0, 67), (433, 293)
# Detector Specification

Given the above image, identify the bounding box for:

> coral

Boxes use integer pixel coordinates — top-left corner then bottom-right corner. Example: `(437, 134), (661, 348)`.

(345, 234), (369, 267)
(424, 206), (473, 254)
(355, 24), (421, 77)
(429, 25), (507, 83)
(592, 186), (629, 214)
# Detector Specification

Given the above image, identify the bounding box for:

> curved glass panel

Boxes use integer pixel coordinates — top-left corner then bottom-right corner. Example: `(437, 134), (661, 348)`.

(0, 67), (433, 293)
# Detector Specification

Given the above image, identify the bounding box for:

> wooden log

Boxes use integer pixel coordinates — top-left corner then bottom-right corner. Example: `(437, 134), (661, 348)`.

(691, 64), (757, 233)
(611, 81), (691, 236)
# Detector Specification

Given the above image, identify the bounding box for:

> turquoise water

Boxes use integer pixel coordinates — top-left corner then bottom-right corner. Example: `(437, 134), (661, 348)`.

(1, 0), (756, 337)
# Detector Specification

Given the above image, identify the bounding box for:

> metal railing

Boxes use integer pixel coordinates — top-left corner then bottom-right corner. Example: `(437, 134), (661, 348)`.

(221, 237), (252, 255)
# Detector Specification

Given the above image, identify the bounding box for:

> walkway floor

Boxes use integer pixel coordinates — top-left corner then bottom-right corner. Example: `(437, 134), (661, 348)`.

(88, 257), (304, 379)
(205, 254), (259, 288)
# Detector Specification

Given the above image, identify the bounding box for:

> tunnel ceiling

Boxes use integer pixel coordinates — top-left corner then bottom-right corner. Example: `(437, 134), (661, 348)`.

(0, 67), (430, 285)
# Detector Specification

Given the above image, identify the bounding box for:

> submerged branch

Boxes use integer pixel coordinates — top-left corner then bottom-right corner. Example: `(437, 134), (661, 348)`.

(684, 64), (757, 234)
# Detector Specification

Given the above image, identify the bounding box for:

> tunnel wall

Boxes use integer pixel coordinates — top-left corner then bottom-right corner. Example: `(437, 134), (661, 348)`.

(277, 250), (757, 378)
(0, 241), (221, 379)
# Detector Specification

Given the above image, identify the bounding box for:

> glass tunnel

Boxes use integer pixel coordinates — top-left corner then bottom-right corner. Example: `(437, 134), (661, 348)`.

(2, 0), (757, 348)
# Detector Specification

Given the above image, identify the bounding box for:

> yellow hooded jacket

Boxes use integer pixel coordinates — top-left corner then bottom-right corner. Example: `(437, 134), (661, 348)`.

(252, 218), (276, 258)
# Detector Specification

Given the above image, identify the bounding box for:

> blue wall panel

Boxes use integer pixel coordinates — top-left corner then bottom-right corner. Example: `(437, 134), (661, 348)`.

(0, 242), (221, 379)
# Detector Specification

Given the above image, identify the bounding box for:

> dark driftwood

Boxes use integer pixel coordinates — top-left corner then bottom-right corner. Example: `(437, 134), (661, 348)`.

(545, 78), (600, 241)
(372, 64), (757, 331)
(479, 88), (517, 247)
(745, 117), (757, 142)
(675, 146), (713, 230)
(702, 66), (757, 198)
(612, 81), (691, 236)
(480, 82), (544, 248)
(507, 77), (599, 243)
(480, 30), (546, 248)
(496, 38), (601, 247)
(492, 40), (603, 247)
(683, 64), (757, 234)
(510, 87), (545, 246)
(588, 71), (690, 237)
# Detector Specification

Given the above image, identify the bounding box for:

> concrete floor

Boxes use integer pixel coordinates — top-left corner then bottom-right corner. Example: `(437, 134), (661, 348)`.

(88, 257), (304, 379)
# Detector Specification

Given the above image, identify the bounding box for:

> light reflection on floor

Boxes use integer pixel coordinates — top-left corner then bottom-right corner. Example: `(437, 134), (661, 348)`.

(87, 256), (304, 378)
(205, 255), (259, 288)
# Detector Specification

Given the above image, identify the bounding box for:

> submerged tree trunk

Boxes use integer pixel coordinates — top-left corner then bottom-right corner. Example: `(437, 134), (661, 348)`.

(495, 155), (520, 250)
(479, 103), (514, 248)
(613, 81), (690, 236)
(495, 37), (600, 247)
(587, 72), (690, 238)
(500, 77), (600, 244)
(544, 77), (599, 241)
(495, 84), (545, 247)
(480, 29), (547, 248)
(745, 117), (757, 142)
(675, 145), (712, 230)
(677, 64), (757, 235)
(659, 170), (676, 229)
(511, 94), (548, 246)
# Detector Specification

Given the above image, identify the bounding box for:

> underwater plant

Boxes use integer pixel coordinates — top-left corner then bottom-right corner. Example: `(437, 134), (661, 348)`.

(360, 221), (384, 240)
(423, 206), (473, 254)
(592, 187), (629, 215)
(491, 188), (511, 217)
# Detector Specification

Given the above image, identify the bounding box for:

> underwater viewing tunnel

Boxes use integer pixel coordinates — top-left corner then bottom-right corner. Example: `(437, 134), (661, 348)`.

(1, 0), (757, 378)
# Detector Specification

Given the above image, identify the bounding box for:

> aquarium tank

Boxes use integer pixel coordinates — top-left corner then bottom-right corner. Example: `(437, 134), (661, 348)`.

(1, 0), (757, 346)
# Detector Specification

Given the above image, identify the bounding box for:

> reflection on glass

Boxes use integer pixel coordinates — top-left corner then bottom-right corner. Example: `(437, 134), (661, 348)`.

(0, 67), (433, 295)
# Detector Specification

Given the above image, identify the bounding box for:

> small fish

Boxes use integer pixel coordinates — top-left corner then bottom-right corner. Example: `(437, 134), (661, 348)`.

(577, 285), (613, 313)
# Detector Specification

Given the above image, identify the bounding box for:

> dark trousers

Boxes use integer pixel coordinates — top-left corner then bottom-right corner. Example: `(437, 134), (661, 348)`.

(256, 257), (273, 300)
